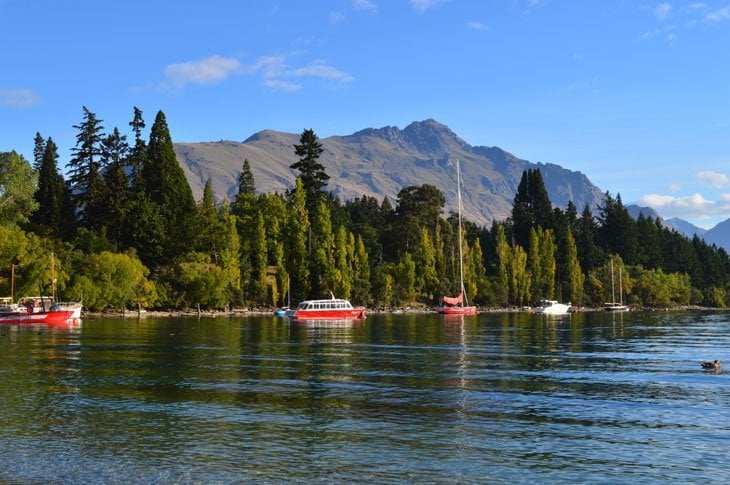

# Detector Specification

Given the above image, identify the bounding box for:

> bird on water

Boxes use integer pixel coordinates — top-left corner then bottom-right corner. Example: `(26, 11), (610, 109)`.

(701, 360), (721, 370)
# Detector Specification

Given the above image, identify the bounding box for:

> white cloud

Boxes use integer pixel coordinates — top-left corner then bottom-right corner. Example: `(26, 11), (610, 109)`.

(669, 183), (680, 192)
(639, 192), (730, 220)
(410, 0), (448, 12)
(696, 170), (729, 188)
(159, 54), (353, 93)
(289, 61), (355, 82)
(164, 55), (242, 89)
(263, 80), (302, 92)
(654, 3), (672, 20)
(467, 21), (489, 31)
(0, 88), (41, 108)
(353, 0), (377, 12)
(706, 6), (730, 22)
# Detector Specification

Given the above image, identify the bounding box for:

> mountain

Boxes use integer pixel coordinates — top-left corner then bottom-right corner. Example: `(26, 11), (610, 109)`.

(174, 119), (605, 226)
(703, 219), (730, 250)
(626, 204), (663, 221)
(664, 217), (706, 239)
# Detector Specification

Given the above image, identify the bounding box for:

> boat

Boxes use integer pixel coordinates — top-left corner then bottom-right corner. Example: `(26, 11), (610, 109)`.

(436, 159), (478, 316)
(288, 293), (366, 320)
(0, 255), (81, 325)
(604, 260), (629, 312)
(0, 296), (75, 325)
(534, 299), (571, 315)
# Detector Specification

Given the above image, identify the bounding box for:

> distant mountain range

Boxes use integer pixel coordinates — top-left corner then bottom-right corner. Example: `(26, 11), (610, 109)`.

(174, 119), (604, 226)
(173, 119), (730, 250)
(627, 205), (730, 251)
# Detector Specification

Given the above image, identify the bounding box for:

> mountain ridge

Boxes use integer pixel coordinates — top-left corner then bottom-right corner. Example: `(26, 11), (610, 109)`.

(174, 119), (606, 226)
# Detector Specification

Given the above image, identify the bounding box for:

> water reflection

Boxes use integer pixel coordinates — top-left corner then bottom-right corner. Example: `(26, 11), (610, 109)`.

(1, 312), (729, 483)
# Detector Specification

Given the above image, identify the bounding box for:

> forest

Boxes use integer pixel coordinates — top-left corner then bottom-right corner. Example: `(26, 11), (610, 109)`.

(1, 107), (729, 311)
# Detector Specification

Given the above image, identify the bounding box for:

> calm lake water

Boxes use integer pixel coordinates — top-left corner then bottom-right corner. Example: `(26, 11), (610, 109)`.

(1, 311), (729, 483)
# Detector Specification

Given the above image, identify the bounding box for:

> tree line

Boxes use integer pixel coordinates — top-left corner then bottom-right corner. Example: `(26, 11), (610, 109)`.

(1, 107), (728, 310)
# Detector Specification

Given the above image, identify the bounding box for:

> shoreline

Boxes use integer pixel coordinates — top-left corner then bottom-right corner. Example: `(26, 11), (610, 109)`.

(82, 304), (725, 319)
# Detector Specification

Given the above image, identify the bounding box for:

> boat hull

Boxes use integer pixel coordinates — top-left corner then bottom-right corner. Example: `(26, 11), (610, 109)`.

(0, 310), (75, 325)
(289, 309), (366, 320)
(435, 306), (478, 315)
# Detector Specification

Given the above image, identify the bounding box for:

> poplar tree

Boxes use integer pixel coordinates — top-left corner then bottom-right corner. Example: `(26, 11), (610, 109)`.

(415, 227), (439, 298)
(252, 211), (268, 304)
(310, 200), (335, 296)
(564, 227), (585, 305)
(495, 225), (511, 306)
(286, 177), (310, 301)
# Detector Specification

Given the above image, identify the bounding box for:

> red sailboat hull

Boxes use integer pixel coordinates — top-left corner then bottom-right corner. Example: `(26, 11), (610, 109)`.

(435, 306), (478, 315)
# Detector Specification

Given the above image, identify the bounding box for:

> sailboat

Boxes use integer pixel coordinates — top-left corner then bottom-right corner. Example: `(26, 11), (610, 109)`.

(604, 260), (629, 312)
(436, 159), (478, 316)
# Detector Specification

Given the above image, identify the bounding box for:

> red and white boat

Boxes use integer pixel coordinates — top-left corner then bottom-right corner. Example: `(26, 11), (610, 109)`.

(0, 296), (76, 325)
(288, 295), (366, 320)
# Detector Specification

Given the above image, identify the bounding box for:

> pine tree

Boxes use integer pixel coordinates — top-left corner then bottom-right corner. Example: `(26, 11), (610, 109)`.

(32, 132), (45, 170)
(31, 137), (69, 237)
(128, 106), (147, 188)
(142, 110), (196, 262)
(238, 159), (256, 195)
(67, 106), (106, 230)
(511, 169), (553, 248)
(290, 129), (328, 214)
(100, 127), (130, 246)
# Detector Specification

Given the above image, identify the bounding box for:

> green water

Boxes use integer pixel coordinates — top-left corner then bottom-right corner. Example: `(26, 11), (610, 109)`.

(1, 311), (728, 483)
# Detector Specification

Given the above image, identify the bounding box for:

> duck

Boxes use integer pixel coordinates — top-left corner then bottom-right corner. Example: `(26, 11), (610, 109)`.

(701, 360), (721, 370)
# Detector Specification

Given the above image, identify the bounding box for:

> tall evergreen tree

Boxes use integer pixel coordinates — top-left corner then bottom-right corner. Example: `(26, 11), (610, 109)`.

(238, 159), (256, 195)
(290, 129), (328, 214)
(31, 137), (69, 237)
(142, 110), (196, 263)
(32, 132), (45, 170)
(67, 106), (106, 230)
(511, 169), (553, 248)
(128, 106), (147, 188)
(100, 127), (131, 246)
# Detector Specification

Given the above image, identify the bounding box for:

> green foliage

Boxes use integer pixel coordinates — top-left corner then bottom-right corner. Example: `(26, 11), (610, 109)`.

(67, 251), (157, 310)
(0, 151), (39, 225)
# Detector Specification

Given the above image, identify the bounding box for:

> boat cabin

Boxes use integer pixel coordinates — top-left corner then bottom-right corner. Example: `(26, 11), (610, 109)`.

(297, 299), (355, 311)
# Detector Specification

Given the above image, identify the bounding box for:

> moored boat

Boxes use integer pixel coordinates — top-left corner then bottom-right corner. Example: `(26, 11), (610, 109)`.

(534, 299), (571, 315)
(435, 159), (478, 316)
(288, 295), (366, 320)
(0, 297), (75, 325)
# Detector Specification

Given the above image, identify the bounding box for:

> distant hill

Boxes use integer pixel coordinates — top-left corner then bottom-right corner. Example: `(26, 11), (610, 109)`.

(703, 219), (730, 250)
(626, 204), (663, 222)
(664, 217), (706, 239)
(174, 119), (605, 226)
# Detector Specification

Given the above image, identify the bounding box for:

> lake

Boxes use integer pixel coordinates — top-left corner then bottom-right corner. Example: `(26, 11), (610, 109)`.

(1, 311), (728, 483)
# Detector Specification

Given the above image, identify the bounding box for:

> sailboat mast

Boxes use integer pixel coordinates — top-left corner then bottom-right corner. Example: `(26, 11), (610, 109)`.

(457, 159), (467, 306)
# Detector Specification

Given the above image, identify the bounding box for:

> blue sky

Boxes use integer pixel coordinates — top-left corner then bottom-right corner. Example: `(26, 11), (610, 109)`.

(2, 0), (729, 228)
